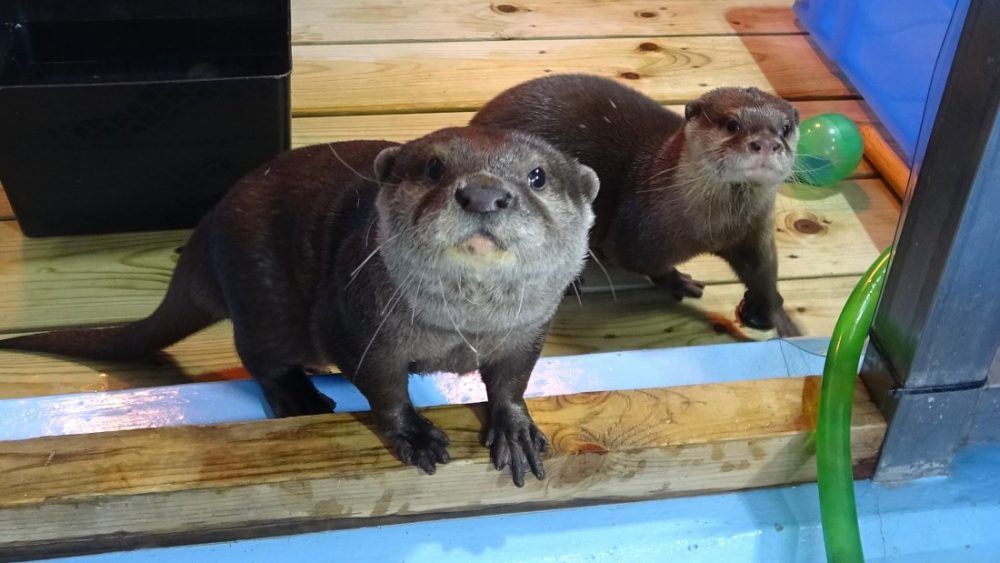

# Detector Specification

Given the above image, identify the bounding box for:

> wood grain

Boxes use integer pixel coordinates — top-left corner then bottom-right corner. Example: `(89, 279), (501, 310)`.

(548, 274), (865, 356)
(291, 35), (854, 116)
(0, 376), (886, 558)
(291, 0), (800, 44)
(0, 223), (188, 333)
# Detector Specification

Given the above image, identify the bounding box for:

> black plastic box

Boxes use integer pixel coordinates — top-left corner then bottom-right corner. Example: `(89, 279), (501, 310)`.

(0, 0), (291, 237)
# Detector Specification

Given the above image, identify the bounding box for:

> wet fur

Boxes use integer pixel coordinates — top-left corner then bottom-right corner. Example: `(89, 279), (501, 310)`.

(472, 74), (801, 334)
(0, 127), (599, 486)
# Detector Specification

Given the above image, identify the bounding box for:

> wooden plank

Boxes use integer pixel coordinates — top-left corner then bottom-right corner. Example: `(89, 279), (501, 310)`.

(549, 274), (863, 356)
(291, 35), (854, 116)
(0, 376), (886, 558)
(0, 274), (862, 399)
(0, 224), (188, 333)
(291, 0), (800, 44)
(0, 178), (897, 335)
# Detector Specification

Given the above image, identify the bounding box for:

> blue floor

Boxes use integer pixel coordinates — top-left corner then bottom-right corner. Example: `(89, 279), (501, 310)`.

(11, 339), (998, 562)
(47, 444), (1000, 562)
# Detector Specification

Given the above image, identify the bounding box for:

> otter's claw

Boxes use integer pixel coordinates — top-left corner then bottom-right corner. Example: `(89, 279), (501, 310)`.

(484, 406), (549, 487)
(651, 269), (705, 301)
(384, 407), (451, 475)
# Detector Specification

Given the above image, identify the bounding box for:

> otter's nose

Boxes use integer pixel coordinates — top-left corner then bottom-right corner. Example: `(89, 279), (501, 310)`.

(455, 185), (513, 214)
(748, 139), (784, 155)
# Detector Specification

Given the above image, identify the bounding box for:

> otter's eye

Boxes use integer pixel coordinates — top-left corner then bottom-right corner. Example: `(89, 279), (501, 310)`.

(725, 119), (741, 134)
(425, 157), (445, 182)
(528, 167), (546, 190)
(781, 123), (792, 139)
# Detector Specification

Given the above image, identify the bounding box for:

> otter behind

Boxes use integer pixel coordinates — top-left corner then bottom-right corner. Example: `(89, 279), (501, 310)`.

(0, 126), (600, 487)
(472, 74), (801, 334)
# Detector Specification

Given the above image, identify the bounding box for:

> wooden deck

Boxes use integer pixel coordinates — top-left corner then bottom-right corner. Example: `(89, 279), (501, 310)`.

(0, 0), (898, 399)
(0, 2), (899, 555)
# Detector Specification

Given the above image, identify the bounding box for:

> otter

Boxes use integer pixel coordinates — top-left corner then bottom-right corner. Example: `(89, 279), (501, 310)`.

(0, 126), (599, 487)
(472, 74), (801, 334)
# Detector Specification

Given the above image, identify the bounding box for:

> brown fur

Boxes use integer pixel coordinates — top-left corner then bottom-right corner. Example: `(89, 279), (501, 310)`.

(0, 126), (599, 486)
(472, 74), (801, 334)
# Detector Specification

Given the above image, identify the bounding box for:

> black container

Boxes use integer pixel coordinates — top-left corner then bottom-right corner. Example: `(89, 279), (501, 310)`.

(0, 0), (291, 237)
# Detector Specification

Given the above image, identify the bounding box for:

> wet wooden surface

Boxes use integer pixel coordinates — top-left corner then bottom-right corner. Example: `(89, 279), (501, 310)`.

(0, 376), (886, 558)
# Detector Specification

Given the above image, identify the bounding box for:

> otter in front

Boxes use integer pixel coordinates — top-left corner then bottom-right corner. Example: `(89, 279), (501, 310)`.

(472, 74), (800, 334)
(0, 127), (599, 487)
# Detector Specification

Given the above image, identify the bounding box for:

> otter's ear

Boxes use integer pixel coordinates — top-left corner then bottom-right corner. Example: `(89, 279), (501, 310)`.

(577, 163), (600, 204)
(791, 107), (801, 125)
(684, 100), (703, 121)
(373, 146), (402, 183)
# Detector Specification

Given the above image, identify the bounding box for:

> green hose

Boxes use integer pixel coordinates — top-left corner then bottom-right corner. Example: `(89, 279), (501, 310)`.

(817, 247), (892, 563)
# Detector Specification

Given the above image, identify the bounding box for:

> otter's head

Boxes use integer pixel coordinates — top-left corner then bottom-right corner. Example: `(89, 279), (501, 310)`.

(372, 127), (598, 329)
(682, 87), (799, 187)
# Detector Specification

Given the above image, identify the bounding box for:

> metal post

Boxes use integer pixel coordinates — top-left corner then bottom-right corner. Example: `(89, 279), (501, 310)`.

(861, 0), (1000, 482)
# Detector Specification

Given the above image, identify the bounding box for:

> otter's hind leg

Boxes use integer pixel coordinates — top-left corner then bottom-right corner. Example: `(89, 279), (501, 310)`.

(234, 327), (336, 417)
(650, 268), (706, 301)
(255, 364), (336, 417)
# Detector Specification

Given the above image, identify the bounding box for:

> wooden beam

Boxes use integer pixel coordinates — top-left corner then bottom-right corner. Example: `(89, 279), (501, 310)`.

(291, 0), (800, 44)
(859, 123), (911, 199)
(0, 376), (886, 559)
(291, 35), (855, 116)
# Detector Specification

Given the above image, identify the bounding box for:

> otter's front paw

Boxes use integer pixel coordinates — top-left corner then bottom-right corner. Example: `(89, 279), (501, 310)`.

(384, 407), (451, 475)
(652, 269), (706, 301)
(737, 294), (773, 331)
(484, 405), (549, 487)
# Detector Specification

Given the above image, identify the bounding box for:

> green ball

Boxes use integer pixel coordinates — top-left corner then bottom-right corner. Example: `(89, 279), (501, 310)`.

(794, 113), (863, 186)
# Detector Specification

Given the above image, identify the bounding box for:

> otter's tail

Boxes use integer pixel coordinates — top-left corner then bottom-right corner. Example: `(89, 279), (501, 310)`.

(0, 228), (224, 360)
